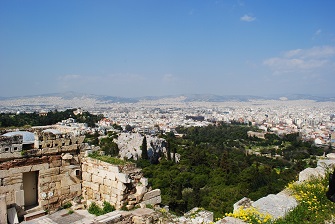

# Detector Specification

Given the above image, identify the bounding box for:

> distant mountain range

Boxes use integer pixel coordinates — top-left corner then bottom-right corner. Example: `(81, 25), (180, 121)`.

(1, 92), (335, 103)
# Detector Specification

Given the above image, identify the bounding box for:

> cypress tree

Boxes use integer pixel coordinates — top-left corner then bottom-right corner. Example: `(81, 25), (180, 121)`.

(141, 136), (148, 160)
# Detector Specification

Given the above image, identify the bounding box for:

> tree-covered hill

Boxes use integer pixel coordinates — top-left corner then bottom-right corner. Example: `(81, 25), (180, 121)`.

(137, 123), (323, 218)
(0, 109), (103, 128)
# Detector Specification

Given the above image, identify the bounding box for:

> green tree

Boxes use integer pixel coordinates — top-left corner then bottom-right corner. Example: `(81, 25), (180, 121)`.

(141, 136), (148, 160)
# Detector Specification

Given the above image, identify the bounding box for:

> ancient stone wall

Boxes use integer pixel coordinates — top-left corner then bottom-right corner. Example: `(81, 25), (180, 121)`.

(82, 157), (161, 210)
(0, 154), (81, 213)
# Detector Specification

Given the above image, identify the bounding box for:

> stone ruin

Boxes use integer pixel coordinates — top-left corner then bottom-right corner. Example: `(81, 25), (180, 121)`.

(0, 128), (162, 222)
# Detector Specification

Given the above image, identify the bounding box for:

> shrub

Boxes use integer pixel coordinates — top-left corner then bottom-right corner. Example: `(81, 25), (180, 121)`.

(88, 201), (115, 216)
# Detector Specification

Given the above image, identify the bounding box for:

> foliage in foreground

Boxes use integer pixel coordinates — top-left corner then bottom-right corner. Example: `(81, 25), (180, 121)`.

(274, 172), (335, 224)
(88, 201), (115, 216)
(221, 171), (335, 224)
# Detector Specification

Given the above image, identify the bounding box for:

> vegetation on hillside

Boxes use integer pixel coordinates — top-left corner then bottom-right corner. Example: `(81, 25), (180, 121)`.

(0, 109), (103, 128)
(137, 123), (323, 218)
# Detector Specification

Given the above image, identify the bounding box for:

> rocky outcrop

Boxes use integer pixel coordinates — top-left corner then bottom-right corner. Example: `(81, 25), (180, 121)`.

(114, 133), (167, 160)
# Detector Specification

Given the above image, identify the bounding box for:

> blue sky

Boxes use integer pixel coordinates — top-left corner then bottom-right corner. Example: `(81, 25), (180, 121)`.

(1, 0), (334, 97)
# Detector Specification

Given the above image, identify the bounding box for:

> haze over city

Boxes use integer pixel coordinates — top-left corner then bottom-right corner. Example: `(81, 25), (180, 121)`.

(1, 0), (335, 98)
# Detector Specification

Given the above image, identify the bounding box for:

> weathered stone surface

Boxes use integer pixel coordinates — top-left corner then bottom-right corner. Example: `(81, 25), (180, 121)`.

(216, 217), (247, 224)
(117, 173), (130, 183)
(252, 191), (297, 219)
(92, 175), (104, 184)
(15, 190), (24, 207)
(140, 177), (148, 186)
(143, 189), (161, 201)
(233, 197), (253, 212)
(298, 167), (325, 182)
(82, 172), (92, 182)
(0, 195), (7, 224)
(70, 183), (81, 193)
(142, 196), (161, 205)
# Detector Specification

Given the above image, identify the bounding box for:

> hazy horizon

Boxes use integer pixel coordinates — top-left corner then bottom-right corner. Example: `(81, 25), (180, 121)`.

(1, 1), (335, 98)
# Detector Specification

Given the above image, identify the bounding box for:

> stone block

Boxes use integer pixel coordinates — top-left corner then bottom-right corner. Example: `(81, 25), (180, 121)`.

(90, 182), (100, 192)
(117, 173), (130, 183)
(7, 207), (19, 224)
(0, 195), (7, 224)
(92, 175), (104, 184)
(82, 164), (88, 172)
(40, 167), (60, 178)
(9, 166), (31, 174)
(116, 182), (127, 192)
(142, 195), (161, 205)
(140, 177), (148, 186)
(15, 190), (24, 207)
(100, 184), (111, 195)
(49, 158), (62, 168)
(143, 189), (161, 201)
(135, 185), (147, 196)
(97, 169), (110, 179)
(3, 174), (22, 185)
(31, 163), (49, 171)
(108, 165), (119, 174)
(70, 183), (81, 194)
(82, 172), (92, 182)
(103, 178), (112, 186)
(60, 176), (77, 188)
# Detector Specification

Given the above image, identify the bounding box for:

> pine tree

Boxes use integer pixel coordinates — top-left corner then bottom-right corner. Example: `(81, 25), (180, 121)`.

(141, 136), (148, 160)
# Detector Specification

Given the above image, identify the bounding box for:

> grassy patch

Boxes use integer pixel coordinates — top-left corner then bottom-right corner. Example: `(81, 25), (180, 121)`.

(88, 151), (130, 165)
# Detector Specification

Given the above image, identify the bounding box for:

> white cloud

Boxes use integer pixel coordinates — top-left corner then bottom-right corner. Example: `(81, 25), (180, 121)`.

(240, 14), (255, 22)
(315, 29), (322, 36)
(263, 46), (335, 76)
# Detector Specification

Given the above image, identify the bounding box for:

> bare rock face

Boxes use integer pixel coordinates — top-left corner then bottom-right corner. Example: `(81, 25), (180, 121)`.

(114, 133), (167, 160)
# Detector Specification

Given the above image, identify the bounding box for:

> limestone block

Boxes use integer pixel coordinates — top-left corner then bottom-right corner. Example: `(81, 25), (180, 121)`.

(31, 163), (49, 171)
(97, 169), (110, 179)
(62, 160), (71, 166)
(50, 174), (65, 183)
(108, 165), (120, 174)
(62, 153), (73, 160)
(40, 167), (60, 178)
(82, 172), (92, 182)
(117, 173), (130, 183)
(140, 177), (148, 187)
(116, 182), (127, 192)
(90, 182), (100, 192)
(103, 178), (112, 186)
(82, 164), (88, 172)
(42, 148), (59, 155)
(0, 195), (7, 224)
(135, 185), (147, 196)
(61, 187), (70, 195)
(299, 167), (325, 182)
(101, 194), (111, 202)
(15, 190), (24, 207)
(3, 174), (22, 185)
(70, 183), (81, 194)
(143, 189), (161, 201)
(142, 195), (161, 205)
(92, 175), (104, 184)
(111, 180), (118, 189)
(0, 183), (22, 195)
(99, 184), (111, 195)
(49, 158), (62, 168)
(9, 166), (31, 174)
(60, 176), (76, 188)
(0, 170), (9, 179)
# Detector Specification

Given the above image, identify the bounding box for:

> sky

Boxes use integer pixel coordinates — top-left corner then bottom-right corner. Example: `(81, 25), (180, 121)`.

(0, 0), (335, 98)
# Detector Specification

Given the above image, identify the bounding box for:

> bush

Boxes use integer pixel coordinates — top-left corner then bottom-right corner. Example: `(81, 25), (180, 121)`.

(103, 201), (115, 214)
(88, 201), (115, 216)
